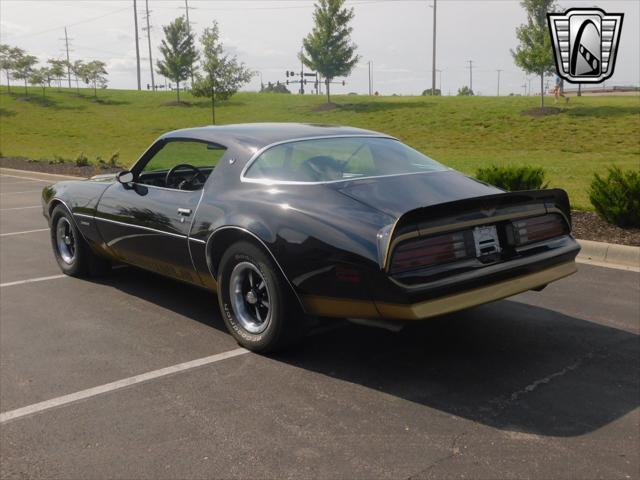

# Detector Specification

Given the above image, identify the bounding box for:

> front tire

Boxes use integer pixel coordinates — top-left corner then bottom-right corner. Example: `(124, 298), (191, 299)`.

(218, 241), (305, 352)
(50, 205), (110, 277)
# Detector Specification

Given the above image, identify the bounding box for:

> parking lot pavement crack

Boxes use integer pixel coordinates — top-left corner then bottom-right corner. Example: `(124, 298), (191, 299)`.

(405, 432), (467, 480)
(485, 350), (597, 417)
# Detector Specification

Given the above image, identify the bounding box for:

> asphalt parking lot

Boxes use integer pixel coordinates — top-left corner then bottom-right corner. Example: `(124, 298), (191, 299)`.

(0, 171), (638, 480)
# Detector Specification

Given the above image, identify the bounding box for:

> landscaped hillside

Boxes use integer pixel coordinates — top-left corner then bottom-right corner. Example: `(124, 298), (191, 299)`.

(1, 87), (638, 209)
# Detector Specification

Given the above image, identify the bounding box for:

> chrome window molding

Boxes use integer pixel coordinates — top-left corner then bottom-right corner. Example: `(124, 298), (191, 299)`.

(239, 134), (400, 185)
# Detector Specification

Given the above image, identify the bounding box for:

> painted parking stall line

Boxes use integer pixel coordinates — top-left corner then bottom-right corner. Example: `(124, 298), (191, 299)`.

(0, 274), (68, 288)
(0, 228), (49, 237)
(0, 190), (45, 196)
(0, 347), (250, 424)
(0, 205), (42, 211)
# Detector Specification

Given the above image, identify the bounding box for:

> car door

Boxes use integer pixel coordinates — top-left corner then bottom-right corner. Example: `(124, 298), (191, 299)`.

(95, 139), (227, 285)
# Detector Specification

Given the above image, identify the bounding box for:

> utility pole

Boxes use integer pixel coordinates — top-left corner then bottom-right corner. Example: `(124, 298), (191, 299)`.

(431, 0), (437, 96)
(496, 69), (502, 96)
(64, 27), (72, 88)
(527, 77), (532, 96)
(436, 69), (442, 94)
(144, 0), (155, 90)
(467, 60), (473, 92)
(133, 0), (141, 90)
(368, 61), (372, 95)
(184, 0), (194, 86)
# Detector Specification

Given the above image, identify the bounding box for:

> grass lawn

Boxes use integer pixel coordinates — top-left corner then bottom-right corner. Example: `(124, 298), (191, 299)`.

(1, 87), (638, 209)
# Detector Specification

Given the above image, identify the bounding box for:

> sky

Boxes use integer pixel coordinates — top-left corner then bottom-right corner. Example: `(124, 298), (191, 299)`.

(1, 0), (639, 96)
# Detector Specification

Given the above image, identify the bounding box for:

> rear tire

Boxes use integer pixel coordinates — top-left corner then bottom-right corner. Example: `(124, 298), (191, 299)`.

(218, 241), (305, 352)
(50, 205), (110, 277)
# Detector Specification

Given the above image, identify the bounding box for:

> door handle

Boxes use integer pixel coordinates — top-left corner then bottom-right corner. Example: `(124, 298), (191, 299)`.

(177, 208), (192, 216)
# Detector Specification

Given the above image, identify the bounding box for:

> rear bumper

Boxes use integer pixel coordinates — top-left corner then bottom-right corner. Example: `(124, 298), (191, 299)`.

(302, 240), (579, 321)
(375, 260), (576, 320)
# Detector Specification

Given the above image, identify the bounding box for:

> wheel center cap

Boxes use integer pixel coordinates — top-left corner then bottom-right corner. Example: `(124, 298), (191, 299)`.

(245, 290), (258, 305)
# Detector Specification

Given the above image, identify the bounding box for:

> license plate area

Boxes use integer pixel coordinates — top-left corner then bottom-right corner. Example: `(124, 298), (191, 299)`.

(473, 225), (501, 257)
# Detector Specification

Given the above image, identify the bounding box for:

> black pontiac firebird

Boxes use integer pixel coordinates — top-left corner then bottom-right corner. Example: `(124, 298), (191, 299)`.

(43, 123), (580, 351)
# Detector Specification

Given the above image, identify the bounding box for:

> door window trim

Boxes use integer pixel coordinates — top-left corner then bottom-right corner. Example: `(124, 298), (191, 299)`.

(130, 137), (228, 192)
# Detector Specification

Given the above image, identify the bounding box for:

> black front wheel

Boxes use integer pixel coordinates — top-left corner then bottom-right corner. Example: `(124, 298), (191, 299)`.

(50, 205), (110, 277)
(218, 241), (305, 352)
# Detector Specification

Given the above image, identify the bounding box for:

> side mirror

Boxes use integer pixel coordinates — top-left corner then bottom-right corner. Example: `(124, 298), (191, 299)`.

(116, 170), (134, 184)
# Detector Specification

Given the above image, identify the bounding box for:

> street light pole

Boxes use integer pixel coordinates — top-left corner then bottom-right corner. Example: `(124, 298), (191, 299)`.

(431, 0), (437, 96)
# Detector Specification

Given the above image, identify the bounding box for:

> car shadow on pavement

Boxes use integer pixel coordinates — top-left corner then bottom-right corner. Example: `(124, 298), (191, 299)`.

(98, 267), (639, 438)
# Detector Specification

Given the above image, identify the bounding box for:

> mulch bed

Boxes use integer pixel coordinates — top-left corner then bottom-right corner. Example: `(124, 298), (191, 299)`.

(0, 156), (120, 177)
(2, 156), (638, 246)
(571, 210), (639, 246)
(521, 106), (567, 117)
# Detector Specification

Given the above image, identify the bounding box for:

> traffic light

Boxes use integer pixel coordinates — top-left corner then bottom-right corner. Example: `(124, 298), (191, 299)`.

(342, 80), (346, 86)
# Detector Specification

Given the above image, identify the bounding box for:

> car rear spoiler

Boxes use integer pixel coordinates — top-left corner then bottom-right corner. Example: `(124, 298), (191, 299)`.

(381, 188), (572, 271)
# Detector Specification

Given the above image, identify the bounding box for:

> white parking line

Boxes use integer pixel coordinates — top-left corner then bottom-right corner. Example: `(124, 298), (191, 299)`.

(0, 190), (43, 196)
(0, 228), (49, 237)
(0, 274), (67, 288)
(0, 347), (249, 424)
(0, 174), (51, 183)
(0, 205), (41, 211)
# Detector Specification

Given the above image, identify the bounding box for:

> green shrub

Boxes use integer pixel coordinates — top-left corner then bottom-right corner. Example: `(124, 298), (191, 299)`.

(75, 152), (89, 167)
(475, 165), (548, 191)
(108, 151), (120, 168)
(589, 166), (640, 228)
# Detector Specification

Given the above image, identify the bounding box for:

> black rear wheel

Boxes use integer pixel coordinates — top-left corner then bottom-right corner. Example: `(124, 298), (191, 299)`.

(50, 205), (110, 277)
(218, 241), (305, 352)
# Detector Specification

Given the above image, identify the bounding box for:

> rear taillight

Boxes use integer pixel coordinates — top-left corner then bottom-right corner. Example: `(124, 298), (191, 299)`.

(509, 214), (567, 246)
(390, 231), (473, 274)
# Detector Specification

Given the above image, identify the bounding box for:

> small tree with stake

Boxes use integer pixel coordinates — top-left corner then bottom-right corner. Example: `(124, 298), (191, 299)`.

(81, 60), (108, 99)
(0, 44), (24, 93)
(47, 59), (67, 90)
(511, 0), (557, 109)
(11, 52), (38, 96)
(191, 21), (253, 124)
(299, 0), (359, 104)
(29, 67), (50, 98)
(156, 16), (198, 103)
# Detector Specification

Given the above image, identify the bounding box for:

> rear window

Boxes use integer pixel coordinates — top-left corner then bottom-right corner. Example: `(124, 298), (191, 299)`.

(243, 137), (447, 183)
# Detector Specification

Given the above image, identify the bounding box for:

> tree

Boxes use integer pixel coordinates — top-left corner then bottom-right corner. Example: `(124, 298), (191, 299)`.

(29, 67), (50, 98)
(0, 45), (24, 93)
(457, 86), (474, 96)
(80, 60), (108, 98)
(12, 52), (38, 96)
(422, 88), (441, 96)
(299, 0), (359, 103)
(47, 59), (67, 90)
(511, 0), (557, 108)
(156, 16), (198, 103)
(191, 21), (253, 124)
(70, 60), (85, 94)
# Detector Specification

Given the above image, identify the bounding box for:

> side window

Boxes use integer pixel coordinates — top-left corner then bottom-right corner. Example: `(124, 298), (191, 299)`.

(143, 140), (226, 173)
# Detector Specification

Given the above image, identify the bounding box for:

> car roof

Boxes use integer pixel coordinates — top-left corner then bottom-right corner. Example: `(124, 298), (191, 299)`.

(160, 123), (388, 160)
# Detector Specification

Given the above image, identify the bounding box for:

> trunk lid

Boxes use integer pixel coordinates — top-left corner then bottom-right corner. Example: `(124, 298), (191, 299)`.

(333, 170), (502, 218)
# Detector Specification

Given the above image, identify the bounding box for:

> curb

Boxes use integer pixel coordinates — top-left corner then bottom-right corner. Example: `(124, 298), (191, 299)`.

(0, 167), (84, 181)
(576, 239), (640, 271)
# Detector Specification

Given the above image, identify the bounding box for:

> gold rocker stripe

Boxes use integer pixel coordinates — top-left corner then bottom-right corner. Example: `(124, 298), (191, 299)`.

(303, 261), (577, 321)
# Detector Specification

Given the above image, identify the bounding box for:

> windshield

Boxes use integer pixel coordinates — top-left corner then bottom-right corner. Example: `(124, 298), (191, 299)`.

(243, 137), (448, 183)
